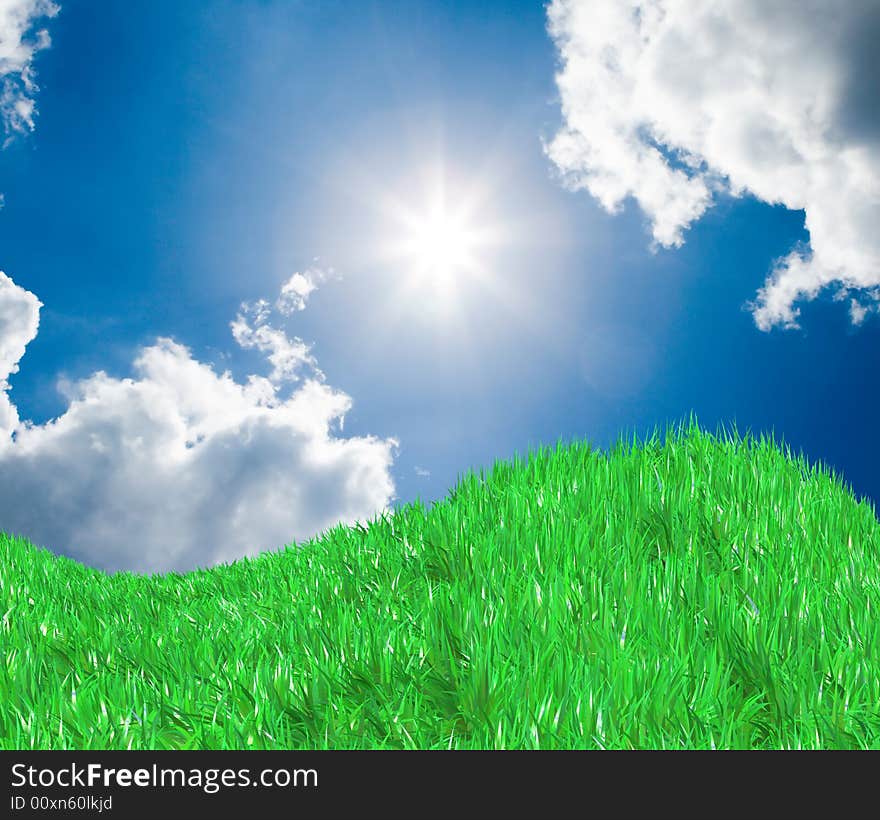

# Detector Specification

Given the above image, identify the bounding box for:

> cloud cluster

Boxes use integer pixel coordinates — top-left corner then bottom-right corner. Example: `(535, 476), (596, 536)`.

(546, 0), (880, 329)
(0, 0), (58, 140)
(0, 271), (397, 573)
(231, 299), (320, 384)
(230, 267), (338, 383)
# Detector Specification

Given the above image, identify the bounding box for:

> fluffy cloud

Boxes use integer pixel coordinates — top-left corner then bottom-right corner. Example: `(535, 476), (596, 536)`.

(231, 299), (320, 384)
(0, 271), (40, 436)
(231, 270), (337, 383)
(0, 272), (397, 573)
(0, 0), (58, 139)
(546, 0), (880, 329)
(277, 267), (331, 315)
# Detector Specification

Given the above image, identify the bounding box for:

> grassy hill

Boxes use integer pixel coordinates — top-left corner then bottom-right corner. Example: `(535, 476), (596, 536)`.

(2, 424), (879, 749)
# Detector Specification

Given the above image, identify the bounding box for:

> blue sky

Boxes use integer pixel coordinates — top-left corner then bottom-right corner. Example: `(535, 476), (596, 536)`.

(0, 0), (878, 572)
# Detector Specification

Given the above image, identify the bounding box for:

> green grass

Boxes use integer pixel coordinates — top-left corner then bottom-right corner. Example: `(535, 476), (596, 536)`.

(2, 423), (880, 749)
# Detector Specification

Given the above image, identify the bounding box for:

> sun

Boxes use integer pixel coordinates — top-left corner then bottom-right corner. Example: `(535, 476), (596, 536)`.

(403, 206), (478, 287)
(379, 173), (501, 308)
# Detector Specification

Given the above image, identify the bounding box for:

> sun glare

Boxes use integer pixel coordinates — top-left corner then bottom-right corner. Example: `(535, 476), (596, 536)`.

(405, 207), (477, 286)
(379, 168), (502, 310)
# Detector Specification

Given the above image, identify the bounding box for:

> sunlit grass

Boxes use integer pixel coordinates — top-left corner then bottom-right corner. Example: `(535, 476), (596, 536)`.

(2, 422), (879, 749)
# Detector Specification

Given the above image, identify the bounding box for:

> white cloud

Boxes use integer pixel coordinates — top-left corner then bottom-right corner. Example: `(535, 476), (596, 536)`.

(414, 466), (430, 478)
(0, 272), (397, 574)
(546, 0), (880, 329)
(0, 270), (40, 437)
(231, 269), (337, 383)
(231, 298), (320, 384)
(850, 299), (869, 326)
(0, 0), (58, 140)
(277, 267), (332, 315)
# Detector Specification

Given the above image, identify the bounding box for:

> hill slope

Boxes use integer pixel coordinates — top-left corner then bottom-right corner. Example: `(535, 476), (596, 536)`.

(2, 425), (879, 749)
